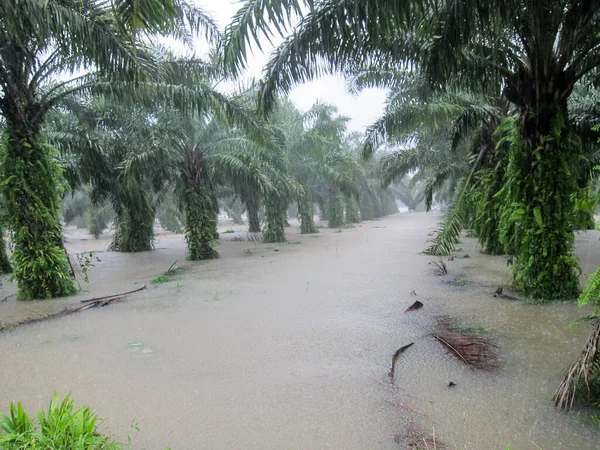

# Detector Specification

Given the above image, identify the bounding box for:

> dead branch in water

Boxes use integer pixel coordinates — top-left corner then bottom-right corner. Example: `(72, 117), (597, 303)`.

(432, 317), (499, 370)
(554, 318), (600, 411)
(389, 342), (414, 380)
(0, 285), (146, 331)
(80, 284), (146, 303)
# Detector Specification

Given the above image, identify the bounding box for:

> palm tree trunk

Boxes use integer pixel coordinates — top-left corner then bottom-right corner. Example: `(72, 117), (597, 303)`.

(185, 189), (218, 260)
(112, 193), (155, 252)
(298, 194), (318, 234)
(0, 121), (76, 299)
(328, 193), (345, 228)
(499, 102), (580, 300)
(344, 195), (361, 223)
(246, 197), (261, 233)
(0, 227), (11, 274)
(263, 194), (287, 243)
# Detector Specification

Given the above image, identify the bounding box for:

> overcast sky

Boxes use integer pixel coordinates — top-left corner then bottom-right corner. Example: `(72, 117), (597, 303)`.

(197, 0), (388, 133)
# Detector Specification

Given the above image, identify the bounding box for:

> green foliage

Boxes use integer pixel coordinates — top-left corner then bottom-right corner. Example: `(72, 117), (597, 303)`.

(1, 133), (76, 300)
(0, 393), (122, 449)
(328, 195), (346, 228)
(424, 177), (472, 256)
(472, 167), (506, 255)
(152, 275), (171, 284)
(74, 251), (100, 284)
(87, 202), (113, 239)
(498, 115), (581, 301)
(580, 267), (600, 315)
(345, 195), (361, 223)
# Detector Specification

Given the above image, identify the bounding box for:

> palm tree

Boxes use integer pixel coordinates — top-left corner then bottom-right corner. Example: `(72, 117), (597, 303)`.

(0, 0), (218, 299)
(224, 0), (600, 300)
(163, 114), (286, 258)
(271, 100), (361, 230)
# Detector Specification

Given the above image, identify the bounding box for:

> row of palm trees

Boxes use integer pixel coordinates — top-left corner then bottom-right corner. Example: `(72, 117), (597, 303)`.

(221, 0), (600, 412)
(0, 0), (398, 300)
(224, 0), (600, 302)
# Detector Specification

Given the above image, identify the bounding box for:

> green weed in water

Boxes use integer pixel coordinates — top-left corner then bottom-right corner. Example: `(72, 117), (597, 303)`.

(152, 275), (171, 284)
(0, 393), (124, 449)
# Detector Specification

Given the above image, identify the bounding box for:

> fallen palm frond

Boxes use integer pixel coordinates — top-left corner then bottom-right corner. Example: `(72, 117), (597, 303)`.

(430, 258), (448, 275)
(389, 342), (414, 380)
(432, 317), (499, 370)
(231, 233), (263, 242)
(394, 420), (446, 449)
(554, 318), (600, 411)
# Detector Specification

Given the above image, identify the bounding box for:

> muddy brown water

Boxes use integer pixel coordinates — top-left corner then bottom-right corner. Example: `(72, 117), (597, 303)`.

(1, 213), (599, 449)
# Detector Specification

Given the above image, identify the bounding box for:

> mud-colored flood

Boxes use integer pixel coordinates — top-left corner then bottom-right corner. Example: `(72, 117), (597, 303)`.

(1, 213), (599, 449)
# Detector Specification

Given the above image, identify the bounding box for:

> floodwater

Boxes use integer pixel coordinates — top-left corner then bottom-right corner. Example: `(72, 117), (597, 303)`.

(0, 213), (599, 449)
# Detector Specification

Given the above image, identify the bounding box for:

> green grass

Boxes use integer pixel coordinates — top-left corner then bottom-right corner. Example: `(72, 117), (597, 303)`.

(152, 274), (172, 284)
(448, 274), (473, 287)
(152, 261), (186, 284)
(0, 393), (124, 449)
(455, 325), (490, 334)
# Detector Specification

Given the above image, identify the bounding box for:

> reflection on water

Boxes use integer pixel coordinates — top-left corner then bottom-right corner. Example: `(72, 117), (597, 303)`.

(0, 214), (599, 449)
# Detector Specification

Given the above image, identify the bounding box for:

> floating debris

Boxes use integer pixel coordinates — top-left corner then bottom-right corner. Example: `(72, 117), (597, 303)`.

(405, 300), (423, 312)
(389, 342), (415, 380)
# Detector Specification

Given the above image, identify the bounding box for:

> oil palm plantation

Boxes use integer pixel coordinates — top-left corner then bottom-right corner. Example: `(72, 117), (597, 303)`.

(224, 0), (600, 300)
(0, 0), (218, 299)
(158, 113), (287, 258)
(271, 100), (360, 231)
